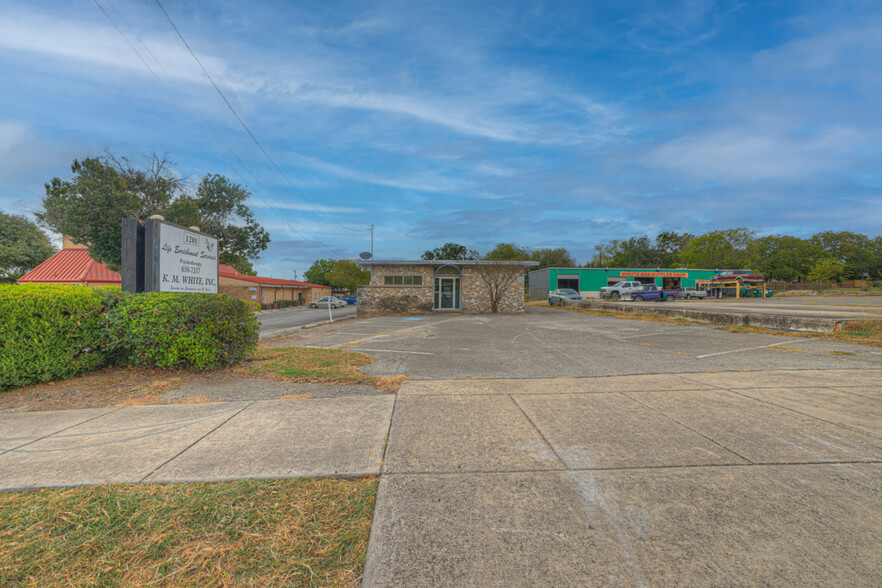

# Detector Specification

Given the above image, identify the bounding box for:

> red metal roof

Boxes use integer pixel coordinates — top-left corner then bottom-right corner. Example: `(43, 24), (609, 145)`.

(218, 264), (329, 289)
(18, 249), (121, 284)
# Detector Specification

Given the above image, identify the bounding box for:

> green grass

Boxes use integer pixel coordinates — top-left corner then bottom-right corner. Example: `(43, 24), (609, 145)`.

(0, 478), (378, 587)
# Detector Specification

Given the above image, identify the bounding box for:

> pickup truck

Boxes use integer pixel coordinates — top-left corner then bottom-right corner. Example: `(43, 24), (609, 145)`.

(629, 284), (679, 302)
(599, 281), (646, 300)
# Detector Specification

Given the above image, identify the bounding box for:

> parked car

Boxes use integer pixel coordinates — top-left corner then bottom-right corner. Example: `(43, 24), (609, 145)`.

(599, 281), (646, 300)
(548, 288), (584, 306)
(679, 287), (707, 299)
(342, 295), (357, 304)
(630, 284), (679, 302)
(712, 270), (765, 284)
(309, 296), (345, 309)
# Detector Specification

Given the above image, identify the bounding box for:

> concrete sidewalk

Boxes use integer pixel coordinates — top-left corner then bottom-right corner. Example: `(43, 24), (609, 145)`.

(363, 369), (882, 586)
(0, 396), (393, 490)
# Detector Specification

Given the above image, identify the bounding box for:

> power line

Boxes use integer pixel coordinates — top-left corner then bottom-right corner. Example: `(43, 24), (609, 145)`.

(152, 0), (372, 234)
(92, 0), (342, 260)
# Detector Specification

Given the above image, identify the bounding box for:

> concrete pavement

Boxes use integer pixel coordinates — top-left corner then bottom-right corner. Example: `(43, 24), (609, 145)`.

(364, 370), (882, 586)
(0, 396), (393, 490)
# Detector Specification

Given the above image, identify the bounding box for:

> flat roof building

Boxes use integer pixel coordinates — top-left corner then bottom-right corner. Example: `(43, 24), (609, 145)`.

(357, 259), (539, 316)
(528, 267), (730, 299)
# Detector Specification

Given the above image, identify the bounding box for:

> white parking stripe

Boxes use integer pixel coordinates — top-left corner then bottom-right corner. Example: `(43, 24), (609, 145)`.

(357, 349), (434, 355)
(696, 340), (806, 359)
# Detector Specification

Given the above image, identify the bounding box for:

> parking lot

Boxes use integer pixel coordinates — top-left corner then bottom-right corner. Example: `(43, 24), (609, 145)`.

(277, 307), (882, 586)
(291, 306), (882, 379)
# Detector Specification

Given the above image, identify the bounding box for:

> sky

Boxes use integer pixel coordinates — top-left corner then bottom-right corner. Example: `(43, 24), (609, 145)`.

(1, 0), (881, 278)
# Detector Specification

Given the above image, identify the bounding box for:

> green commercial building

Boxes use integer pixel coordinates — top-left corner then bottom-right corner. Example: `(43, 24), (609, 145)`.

(528, 267), (724, 299)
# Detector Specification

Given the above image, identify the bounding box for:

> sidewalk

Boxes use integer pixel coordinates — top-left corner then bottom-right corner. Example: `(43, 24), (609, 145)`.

(0, 396), (392, 490)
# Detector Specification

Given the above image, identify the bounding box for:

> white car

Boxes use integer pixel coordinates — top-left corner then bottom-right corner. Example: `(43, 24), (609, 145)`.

(309, 296), (345, 309)
(679, 287), (707, 299)
(599, 281), (646, 300)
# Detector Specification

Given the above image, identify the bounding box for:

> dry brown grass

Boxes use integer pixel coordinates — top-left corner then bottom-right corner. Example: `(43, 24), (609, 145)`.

(281, 393), (315, 400)
(0, 478), (378, 587)
(243, 346), (406, 392)
(725, 320), (882, 347)
(531, 301), (701, 325)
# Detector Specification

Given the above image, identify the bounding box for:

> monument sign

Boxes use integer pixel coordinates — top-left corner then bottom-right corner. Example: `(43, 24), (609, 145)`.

(122, 216), (218, 294)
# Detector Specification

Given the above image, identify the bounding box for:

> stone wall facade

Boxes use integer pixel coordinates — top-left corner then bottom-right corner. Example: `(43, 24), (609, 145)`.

(357, 263), (528, 316)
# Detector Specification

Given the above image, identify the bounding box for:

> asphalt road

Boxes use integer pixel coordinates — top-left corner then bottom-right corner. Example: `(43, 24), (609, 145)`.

(257, 304), (357, 338)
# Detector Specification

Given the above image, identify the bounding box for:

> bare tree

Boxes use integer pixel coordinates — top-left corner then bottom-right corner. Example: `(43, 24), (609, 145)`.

(475, 263), (525, 313)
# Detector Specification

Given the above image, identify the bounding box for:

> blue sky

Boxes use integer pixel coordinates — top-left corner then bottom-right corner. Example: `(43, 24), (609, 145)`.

(1, 0), (880, 277)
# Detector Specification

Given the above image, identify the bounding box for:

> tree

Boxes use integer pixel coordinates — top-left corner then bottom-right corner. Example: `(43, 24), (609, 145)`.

(475, 262), (525, 313)
(38, 154), (269, 273)
(807, 256), (845, 284)
(326, 260), (371, 292)
(421, 243), (480, 260)
(304, 259), (337, 286)
(0, 212), (56, 282)
(678, 228), (755, 269)
(809, 231), (874, 280)
(749, 235), (821, 281)
(654, 232), (694, 267)
(532, 247), (575, 269)
(167, 174), (270, 274)
(484, 242), (532, 261)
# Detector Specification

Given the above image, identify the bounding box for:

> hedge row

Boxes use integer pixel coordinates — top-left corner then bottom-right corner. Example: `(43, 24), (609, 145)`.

(0, 284), (259, 391)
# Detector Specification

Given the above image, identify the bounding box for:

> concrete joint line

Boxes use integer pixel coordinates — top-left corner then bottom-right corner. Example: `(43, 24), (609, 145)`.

(0, 406), (126, 457)
(138, 401), (257, 483)
(381, 459), (882, 477)
(715, 385), (882, 442)
(508, 394), (567, 467)
(619, 391), (755, 464)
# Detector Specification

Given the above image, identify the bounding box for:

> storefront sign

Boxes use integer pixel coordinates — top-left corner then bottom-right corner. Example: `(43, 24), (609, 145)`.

(620, 271), (688, 278)
(144, 219), (218, 294)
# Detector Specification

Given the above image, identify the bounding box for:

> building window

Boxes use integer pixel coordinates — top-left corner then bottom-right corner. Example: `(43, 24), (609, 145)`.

(384, 275), (423, 286)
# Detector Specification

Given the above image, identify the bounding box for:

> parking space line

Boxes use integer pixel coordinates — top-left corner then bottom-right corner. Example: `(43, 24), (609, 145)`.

(357, 349), (434, 355)
(696, 340), (805, 359)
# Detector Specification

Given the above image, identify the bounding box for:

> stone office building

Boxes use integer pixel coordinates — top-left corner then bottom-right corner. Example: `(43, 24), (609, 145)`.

(356, 259), (539, 316)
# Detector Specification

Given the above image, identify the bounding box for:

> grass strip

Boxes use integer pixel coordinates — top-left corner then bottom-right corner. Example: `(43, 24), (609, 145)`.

(0, 478), (378, 587)
(724, 320), (882, 347)
(245, 346), (407, 391)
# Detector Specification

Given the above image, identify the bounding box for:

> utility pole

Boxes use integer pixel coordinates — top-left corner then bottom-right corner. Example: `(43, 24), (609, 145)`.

(293, 270), (297, 281)
(370, 224), (374, 258)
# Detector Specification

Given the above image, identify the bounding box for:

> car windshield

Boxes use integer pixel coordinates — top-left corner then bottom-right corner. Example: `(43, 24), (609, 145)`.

(611, 281), (626, 288)
(559, 289), (578, 295)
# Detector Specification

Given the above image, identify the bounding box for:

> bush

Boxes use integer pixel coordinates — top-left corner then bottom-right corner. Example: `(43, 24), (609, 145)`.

(104, 292), (259, 370)
(0, 284), (109, 390)
(0, 285), (259, 391)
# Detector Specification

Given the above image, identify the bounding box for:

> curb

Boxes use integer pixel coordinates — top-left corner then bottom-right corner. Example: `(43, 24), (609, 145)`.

(259, 314), (358, 340)
(569, 300), (851, 333)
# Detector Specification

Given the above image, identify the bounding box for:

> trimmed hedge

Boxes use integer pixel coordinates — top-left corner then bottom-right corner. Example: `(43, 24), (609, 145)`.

(104, 292), (259, 370)
(0, 285), (259, 391)
(0, 284), (109, 390)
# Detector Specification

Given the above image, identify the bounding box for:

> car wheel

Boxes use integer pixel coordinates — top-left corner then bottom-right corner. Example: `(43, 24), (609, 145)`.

(330, 304), (337, 309)
(611, 291), (620, 300)
(685, 294), (691, 299)
(548, 299), (553, 306)
(633, 295), (643, 302)
(309, 303), (316, 308)
(665, 295), (675, 302)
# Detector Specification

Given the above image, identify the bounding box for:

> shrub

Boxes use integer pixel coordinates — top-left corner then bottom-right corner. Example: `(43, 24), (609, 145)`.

(104, 292), (259, 370)
(0, 284), (110, 390)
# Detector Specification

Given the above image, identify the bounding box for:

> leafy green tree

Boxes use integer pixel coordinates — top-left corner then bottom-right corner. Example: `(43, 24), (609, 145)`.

(304, 259), (337, 286)
(38, 154), (269, 273)
(809, 231), (874, 280)
(586, 236), (658, 267)
(532, 247), (575, 269)
(749, 235), (821, 281)
(0, 212), (56, 282)
(326, 260), (371, 292)
(166, 175), (269, 274)
(678, 228), (755, 269)
(484, 242), (532, 261)
(421, 243), (480, 260)
(807, 256), (845, 283)
(654, 232), (694, 267)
